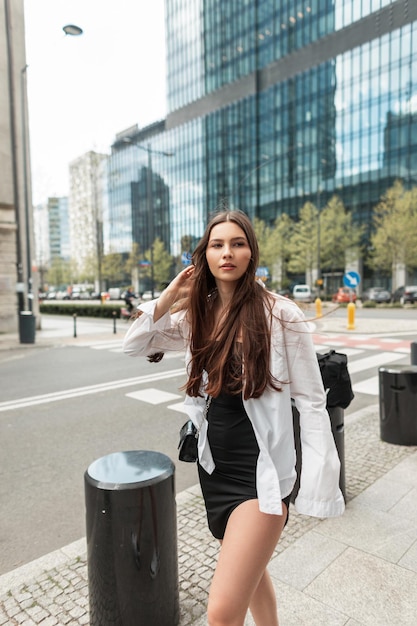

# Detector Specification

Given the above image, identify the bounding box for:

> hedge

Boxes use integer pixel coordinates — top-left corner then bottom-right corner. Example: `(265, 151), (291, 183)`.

(40, 302), (126, 318)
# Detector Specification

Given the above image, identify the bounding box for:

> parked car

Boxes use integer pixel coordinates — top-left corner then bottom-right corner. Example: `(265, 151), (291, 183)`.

(292, 284), (312, 303)
(399, 285), (417, 304)
(362, 287), (391, 304)
(331, 287), (357, 303)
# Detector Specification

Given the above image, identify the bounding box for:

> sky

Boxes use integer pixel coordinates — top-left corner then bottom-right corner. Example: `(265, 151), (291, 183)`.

(24, 0), (167, 205)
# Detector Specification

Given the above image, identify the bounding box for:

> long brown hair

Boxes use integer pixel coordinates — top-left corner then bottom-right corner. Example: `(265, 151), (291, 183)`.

(185, 210), (281, 400)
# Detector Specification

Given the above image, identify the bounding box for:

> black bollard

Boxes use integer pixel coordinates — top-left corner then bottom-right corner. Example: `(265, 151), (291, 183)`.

(113, 310), (117, 334)
(73, 313), (77, 338)
(84, 450), (179, 626)
(411, 341), (417, 366)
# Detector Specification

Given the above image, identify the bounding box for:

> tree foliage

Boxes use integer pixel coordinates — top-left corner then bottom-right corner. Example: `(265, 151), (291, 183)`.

(144, 238), (173, 289)
(370, 180), (417, 274)
(320, 195), (363, 272)
(101, 253), (125, 284)
(124, 242), (141, 278)
(287, 202), (318, 275)
(46, 258), (73, 288)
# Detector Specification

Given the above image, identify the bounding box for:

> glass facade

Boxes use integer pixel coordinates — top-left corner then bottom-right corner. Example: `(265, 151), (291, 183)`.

(106, 0), (417, 283)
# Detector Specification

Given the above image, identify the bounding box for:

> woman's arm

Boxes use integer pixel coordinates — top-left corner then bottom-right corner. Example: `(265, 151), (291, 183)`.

(122, 265), (195, 357)
(154, 265), (195, 321)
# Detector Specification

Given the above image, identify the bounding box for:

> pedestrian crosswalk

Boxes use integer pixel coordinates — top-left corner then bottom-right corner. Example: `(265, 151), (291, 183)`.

(74, 334), (412, 401)
(73, 339), (183, 359)
(314, 335), (410, 397)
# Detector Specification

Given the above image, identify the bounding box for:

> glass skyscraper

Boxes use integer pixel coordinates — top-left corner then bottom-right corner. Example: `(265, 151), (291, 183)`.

(107, 0), (417, 284)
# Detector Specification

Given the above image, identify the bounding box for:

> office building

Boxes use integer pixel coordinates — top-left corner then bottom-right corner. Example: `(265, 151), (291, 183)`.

(107, 0), (417, 287)
(48, 196), (70, 262)
(69, 151), (108, 290)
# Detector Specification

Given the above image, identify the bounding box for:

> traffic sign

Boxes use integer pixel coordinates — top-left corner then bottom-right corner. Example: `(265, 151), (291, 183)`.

(343, 271), (361, 288)
(181, 251), (192, 266)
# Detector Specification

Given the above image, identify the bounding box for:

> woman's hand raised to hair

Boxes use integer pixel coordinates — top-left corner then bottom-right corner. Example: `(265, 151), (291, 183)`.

(154, 265), (195, 321)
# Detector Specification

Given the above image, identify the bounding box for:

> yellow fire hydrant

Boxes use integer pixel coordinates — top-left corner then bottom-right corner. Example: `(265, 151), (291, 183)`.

(315, 297), (322, 318)
(347, 301), (356, 330)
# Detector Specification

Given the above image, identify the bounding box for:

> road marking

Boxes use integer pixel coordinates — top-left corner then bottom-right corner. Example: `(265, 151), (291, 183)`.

(347, 352), (404, 374)
(126, 388), (182, 404)
(315, 347), (364, 357)
(353, 376), (379, 396)
(0, 368), (185, 412)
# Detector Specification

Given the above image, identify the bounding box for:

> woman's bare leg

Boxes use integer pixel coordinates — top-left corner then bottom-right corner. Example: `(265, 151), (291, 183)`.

(207, 499), (286, 626)
(248, 502), (287, 625)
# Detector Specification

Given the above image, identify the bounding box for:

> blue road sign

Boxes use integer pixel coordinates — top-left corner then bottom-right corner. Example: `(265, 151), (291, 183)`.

(343, 271), (361, 288)
(181, 251), (192, 266)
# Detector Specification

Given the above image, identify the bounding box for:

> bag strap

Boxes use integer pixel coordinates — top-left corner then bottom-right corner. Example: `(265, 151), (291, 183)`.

(196, 395), (212, 436)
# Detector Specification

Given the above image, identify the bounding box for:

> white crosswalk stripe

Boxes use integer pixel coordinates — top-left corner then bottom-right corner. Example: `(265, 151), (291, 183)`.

(74, 337), (410, 402)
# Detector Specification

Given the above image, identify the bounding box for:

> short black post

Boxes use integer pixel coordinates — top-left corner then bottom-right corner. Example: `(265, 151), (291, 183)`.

(112, 310), (117, 334)
(84, 450), (179, 626)
(73, 313), (77, 338)
(411, 341), (417, 366)
(379, 365), (417, 445)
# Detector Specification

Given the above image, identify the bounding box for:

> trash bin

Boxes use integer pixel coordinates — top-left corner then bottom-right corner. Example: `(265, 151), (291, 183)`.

(379, 364), (417, 445)
(84, 450), (179, 626)
(291, 402), (346, 502)
(19, 311), (36, 344)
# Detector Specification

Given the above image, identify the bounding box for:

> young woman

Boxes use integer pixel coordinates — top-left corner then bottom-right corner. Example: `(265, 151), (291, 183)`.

(123, 210), (345, 626)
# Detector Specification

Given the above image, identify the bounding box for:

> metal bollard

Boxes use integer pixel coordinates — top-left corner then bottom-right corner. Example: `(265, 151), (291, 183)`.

(379, 365), (417, 445)
(112, 310), (117, 334)
(85, 450), (179, 626)
(315, 297), (322, 318)
(411, 341), (417, 366)
(73, 313), (77, 338)
(347, 301), (355, 330)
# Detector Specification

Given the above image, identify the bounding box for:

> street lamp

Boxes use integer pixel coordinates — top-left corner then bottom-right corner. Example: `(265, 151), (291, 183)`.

(123, 139), (174, 298)
(63, 24), (83, 37)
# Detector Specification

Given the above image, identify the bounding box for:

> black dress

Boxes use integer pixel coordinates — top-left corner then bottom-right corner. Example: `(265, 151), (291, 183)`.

(198, 390), (291, 539)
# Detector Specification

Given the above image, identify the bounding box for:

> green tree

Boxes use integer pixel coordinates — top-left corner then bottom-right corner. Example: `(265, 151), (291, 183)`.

(320, 195), (363, 273)
(269, 214), (294, 288)
(144, 238), (173, 290)
(370, 180), (417, 280)
(253, 217), (273, 268)
(78, 255), (96, 284)
(287, 202), (318, 279)
(124, 243), (141, 279)
(46, 258), (73, 288)
(101, 253), (125, 286)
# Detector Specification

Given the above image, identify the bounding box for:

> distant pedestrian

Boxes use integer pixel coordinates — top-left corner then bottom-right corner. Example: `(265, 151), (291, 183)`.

(124, 287), (135, 313)
(123, 210), (344, 626)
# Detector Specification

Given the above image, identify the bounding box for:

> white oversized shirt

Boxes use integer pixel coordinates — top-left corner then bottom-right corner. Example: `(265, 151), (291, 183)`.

(122, 294), (345, 518)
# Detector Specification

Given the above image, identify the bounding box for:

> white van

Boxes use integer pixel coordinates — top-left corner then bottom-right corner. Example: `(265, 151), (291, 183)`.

(292, 284), (312, 303)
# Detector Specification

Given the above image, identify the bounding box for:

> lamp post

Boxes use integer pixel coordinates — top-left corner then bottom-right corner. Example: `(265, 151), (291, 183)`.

(316, 185), (322, 296)
(123, 139), (174, 298)
(20, 65), (33, 311)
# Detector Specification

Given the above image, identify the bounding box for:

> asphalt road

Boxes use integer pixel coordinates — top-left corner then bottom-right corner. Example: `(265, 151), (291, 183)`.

(0, 338), (196, 575)
(0, 307), (415, 575)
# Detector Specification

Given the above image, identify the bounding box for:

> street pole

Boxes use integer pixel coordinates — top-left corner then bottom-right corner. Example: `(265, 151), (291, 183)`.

(317, 186), (321, 295)
(21, 65), (33, 312)
(146, 144), (155, 299)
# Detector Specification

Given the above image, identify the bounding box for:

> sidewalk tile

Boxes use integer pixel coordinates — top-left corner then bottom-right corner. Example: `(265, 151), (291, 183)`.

(317, 500), (417, 564)
(268, 530), (347, 590)
(305, 547), (417, 626)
